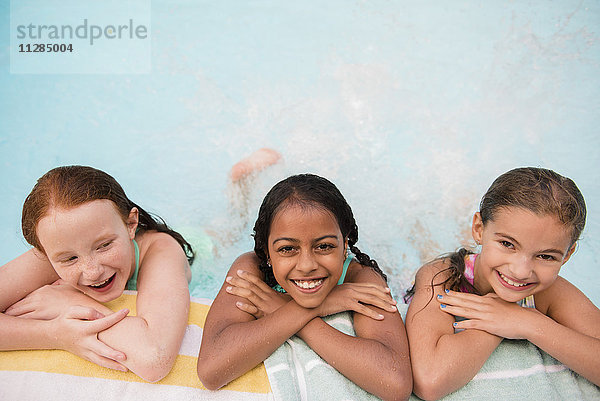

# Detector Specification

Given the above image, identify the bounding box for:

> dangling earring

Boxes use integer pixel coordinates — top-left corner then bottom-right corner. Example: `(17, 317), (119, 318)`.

(267, 259), (272, 268)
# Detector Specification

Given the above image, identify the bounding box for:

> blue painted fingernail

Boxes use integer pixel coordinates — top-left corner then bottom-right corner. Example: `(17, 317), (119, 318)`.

(440, 304), (446, 308)
(437, 294), (443, 299)
(445, 289), (450, 294)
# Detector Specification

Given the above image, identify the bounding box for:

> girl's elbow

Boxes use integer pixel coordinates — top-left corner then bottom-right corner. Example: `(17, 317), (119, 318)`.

(412, 374), (449, 401)
(381, 371), (413, 401)
(196, 367), (227, 390)
(196, 356), (227, 390)
(134, 347), (177, 383)
(144, 354), (175, 383)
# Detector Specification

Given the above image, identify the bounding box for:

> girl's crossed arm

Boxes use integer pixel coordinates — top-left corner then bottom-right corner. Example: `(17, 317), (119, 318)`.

(1, 233), (190, 383)
(97, 233), (190, 382)
(197, 252), (321, 390)
(441, 276), (600, 386)
(0, 250), (129, 371)
(197, 252), (409, 401)
(220, 255), (411, 401)
(294, 265), (412, 401)
(405, 261), (503, 401)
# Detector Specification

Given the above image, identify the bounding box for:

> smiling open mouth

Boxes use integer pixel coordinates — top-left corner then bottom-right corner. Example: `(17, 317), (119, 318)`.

(89, 273), (116, 289)
(292, 278), (324, 290)
(498, 272), (532, 289)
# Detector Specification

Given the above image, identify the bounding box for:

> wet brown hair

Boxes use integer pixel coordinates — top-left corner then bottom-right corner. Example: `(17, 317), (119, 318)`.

(22, 165), (194, 264)
(404, 167), (586, 302)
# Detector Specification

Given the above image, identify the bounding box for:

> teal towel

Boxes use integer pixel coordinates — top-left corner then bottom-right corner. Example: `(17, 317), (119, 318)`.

(264, 311), (381, 401)
(421, 337), (600, 401)
(265, 304), (600, 401)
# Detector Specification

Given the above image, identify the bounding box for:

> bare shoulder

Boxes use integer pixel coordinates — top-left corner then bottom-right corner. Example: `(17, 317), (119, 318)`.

(413, 258), (452, 291)
(137, 231), (189, 269)
(141, 231), (184, 253)
(534, 276), (600, 338)
(134, 232), (190, 297)
(535, 276), (599, 315)
(229, 252), (262, 274)
(406, 258), (456, 326)
(346, 261), (387, 286)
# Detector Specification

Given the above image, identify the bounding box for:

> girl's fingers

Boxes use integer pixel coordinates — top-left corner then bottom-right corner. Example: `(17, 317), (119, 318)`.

(88, 337), (127, 362)
(64, 305), (106, 321)
(226, 275), (254, 290)
(235, 301), (261, 317)
(226, 276), (271, 302)
(86, 352), (128, 372)
(355, 293), (397, 312)
(4, 302), (31, 316)
(13, 310), (40, 319)
(353, 303), (385, 320)
(226, 288), (266, 310)
(439, 303), (482, 320)
(87, 308), (129, 332)
(226, 285), (260, 302)
(236, 270), (273, 291)
(346, 284), (396, 304)
(437, 292), (484, 309)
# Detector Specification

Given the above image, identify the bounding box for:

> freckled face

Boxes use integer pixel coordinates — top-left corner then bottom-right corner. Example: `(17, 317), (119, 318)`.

(267, 204), (346, 309)
(472, 207), (574, 302)
(36, 200), (137, 302)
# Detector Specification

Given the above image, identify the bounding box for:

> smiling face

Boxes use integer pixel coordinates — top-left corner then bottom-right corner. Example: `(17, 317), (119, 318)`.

(267, 203), (346, 308)
(36, 199), (138, 302)
(472, 207), (575, 302)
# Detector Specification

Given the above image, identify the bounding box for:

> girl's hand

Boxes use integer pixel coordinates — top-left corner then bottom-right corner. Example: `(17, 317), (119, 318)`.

(225, 270), (291, 318)
(437, 290), (541, 339)
(317, 282), (398, 320)
(5, 281), (86, 320)
(53, 305), (130, 371)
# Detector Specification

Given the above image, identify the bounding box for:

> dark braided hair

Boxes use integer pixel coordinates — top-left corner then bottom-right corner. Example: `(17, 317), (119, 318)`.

(253, 174), (386, 287)
(404, 167), (586, 303)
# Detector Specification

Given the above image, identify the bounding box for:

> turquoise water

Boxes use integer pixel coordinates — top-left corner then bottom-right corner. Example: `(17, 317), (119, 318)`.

(1, 1), (599, 306)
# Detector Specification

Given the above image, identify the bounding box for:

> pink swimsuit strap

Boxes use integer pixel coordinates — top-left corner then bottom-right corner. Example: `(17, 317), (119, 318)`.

(459, 253), (477, 292)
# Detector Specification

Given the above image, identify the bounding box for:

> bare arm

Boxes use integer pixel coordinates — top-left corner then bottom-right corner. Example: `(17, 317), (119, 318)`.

(295, 266), (412, 401)
(1, 234), (190, 382)
(532, 278), (600, 385)
(97, 233), (190, 382)
(405, 261), (502, 401)
(0, 250), (128, 370)
(0, 249), (59, 312)
(448, 276), (600, 386)
(197, 253), (319, 390)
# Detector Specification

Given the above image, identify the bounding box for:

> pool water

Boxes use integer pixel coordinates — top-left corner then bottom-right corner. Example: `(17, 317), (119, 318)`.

(1, 1), (599, 306)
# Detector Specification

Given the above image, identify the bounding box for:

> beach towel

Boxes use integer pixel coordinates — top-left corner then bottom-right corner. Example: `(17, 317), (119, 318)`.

(264, 311), (380, 401)
(264, 304), (600, 401)
(0, 292), (273, 401)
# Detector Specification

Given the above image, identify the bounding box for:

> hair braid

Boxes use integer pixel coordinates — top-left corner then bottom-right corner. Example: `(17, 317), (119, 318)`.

(347, 223), (387, 282)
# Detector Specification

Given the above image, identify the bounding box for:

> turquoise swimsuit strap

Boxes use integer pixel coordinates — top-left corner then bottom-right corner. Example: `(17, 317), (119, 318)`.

(337, 254), (352, 285)
(272, 254), (353, 293)
(126, 239), (140, 290)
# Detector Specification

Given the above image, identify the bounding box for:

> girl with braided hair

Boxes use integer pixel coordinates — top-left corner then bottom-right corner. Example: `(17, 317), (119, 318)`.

(405, 167), (600, 400)
(198, 174), (412, 400)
